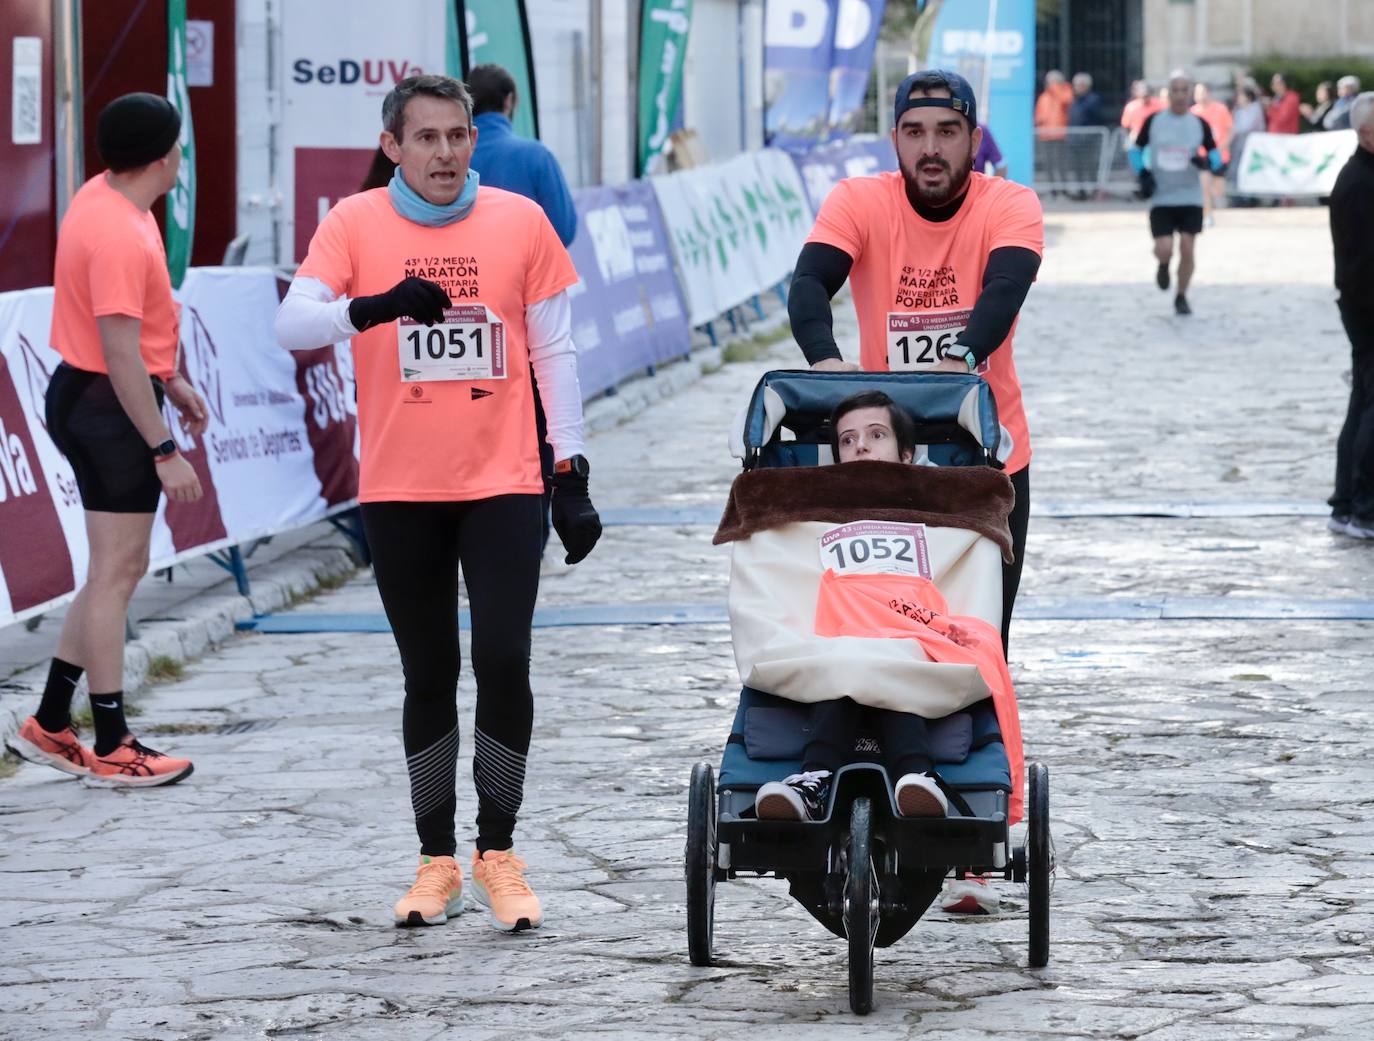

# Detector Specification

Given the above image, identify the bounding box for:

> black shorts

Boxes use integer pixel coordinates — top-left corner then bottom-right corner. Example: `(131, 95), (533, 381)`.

(1150, 205), (1204, 238)
(45, 363), (165, 513)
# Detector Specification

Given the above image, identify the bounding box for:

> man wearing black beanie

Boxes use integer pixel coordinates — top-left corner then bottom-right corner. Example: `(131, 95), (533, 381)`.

(6, 92), (205, 788)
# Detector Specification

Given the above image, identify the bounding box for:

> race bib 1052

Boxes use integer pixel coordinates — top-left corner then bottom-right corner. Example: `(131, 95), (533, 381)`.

(818, 521), (932, 578)
(398, 304), (506, 383)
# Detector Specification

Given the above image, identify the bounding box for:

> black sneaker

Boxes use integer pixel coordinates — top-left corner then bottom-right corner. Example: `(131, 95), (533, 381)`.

(1156, 262), (1170, 291)
(1174, 294), (1191, 315)
(755, 771), (830, 821)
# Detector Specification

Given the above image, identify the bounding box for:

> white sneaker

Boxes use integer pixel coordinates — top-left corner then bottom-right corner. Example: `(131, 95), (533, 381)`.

(940, 875), (998, 915)
(894, 773), (948, 818)
(1327, 514), (1352, 535)
(1345, 516), (1374, 540)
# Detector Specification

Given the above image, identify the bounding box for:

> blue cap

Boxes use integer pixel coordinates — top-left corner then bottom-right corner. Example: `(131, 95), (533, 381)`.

(894, 70), (978, 129)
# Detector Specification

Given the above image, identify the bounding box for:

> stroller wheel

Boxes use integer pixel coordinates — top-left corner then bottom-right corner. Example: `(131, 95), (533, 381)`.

(1027, 762), (1052, 967)
(685, 762), (717, 966)
(844, 796), (878, 1015)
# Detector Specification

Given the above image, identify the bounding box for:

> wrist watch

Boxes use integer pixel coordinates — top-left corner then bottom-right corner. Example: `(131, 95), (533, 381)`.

(151, 438), (178, 463)
(960, 349), (978, 373)
(554, 454), (590, 477)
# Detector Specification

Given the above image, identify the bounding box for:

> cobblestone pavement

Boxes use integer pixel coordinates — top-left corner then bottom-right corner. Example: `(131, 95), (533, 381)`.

(3, 206), (1373, 1040)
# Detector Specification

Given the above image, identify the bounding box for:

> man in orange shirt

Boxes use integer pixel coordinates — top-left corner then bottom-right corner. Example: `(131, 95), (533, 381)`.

(1034, 70), (1073, 193)
(275, 75), (601, 933)
(6, 93), (202, 789)
(1192, 82), (1234, 224)
(1121, 80), (1163, 142)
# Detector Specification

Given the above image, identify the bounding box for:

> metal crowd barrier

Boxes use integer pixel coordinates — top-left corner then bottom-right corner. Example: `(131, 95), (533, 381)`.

(1034, 126), (1138, 199)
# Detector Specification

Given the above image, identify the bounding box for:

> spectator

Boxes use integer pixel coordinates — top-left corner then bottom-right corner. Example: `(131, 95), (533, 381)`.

(1121, 79), (1163, 143)
(1301, 81), (1335, 130)
(466, 62), (579, 552)
(1326, 76), (1363, 130)
(1325, 93), (1374, 540)
(1228, 85), (1265, 207)
(1192, 82), (1233, 224)
(974, 122), (1008, 177)
(1267, 72), (1300, 133)
(1068, 73), (1106, 197)
(1034, 70), (1073, 194)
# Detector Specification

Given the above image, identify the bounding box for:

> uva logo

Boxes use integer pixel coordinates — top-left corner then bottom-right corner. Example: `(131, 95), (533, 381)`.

(292, 58), (424, 87)
(0, 415), (38, 503)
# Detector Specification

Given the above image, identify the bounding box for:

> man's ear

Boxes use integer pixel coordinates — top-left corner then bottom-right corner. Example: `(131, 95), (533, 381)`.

(380, 131), (403, 165)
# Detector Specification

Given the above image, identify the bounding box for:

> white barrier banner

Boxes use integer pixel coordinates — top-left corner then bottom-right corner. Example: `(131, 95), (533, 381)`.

(1237, 130), (1358, 196)
(0, 268), (358, 627)
(652, 149), (814, 327)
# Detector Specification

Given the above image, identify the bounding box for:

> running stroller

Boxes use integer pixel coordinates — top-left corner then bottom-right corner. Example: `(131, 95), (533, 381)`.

(685, 370), (1052, 1014)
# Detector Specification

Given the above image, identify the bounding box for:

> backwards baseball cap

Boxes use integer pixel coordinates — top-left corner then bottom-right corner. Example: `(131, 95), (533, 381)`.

(894, 70), (978, 129)
(97, 92), (181, 172)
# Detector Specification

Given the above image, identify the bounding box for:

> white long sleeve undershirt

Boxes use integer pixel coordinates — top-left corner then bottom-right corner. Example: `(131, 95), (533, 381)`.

(275, 276), (586, 460)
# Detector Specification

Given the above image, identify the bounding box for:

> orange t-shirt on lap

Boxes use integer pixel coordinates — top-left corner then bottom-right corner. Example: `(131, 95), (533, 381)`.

(50, 173), (181, 380)
(806, 171), (1043, 474)
(296, 186), (578, 503)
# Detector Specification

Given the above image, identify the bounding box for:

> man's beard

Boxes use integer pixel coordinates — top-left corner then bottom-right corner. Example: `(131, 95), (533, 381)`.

(901, 149), (975, 209)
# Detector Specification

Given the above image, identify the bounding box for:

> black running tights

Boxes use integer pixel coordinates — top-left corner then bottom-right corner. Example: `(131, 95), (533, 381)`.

(361, 495), (543, 857)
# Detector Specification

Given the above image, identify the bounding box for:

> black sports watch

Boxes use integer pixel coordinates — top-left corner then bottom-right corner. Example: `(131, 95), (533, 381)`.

(553, 454), (590, 477)
(151, 438), (178, 463)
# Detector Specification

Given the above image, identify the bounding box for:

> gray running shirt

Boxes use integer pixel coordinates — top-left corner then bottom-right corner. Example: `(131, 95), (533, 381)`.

(1137, 110), (1217, 208)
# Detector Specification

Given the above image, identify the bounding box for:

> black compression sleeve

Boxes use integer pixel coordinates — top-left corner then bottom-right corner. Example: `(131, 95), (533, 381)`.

(957, 246), (1041, 364)
(788, 242), (855, 365)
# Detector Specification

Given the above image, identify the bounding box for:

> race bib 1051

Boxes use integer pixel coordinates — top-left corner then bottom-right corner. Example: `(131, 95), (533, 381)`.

(818, 521), (932, 578)
(398, 304), (506, 383)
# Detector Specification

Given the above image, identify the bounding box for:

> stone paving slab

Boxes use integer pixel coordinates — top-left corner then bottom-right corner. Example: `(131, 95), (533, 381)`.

(2, 206), (1373, 1040)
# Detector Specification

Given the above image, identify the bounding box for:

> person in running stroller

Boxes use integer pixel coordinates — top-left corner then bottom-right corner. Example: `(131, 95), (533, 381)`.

(754, 391), (949, 822)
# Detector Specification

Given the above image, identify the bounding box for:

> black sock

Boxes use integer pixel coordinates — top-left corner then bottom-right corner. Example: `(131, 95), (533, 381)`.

(35, 658), (84, 733)
(89, 691), (130, 756)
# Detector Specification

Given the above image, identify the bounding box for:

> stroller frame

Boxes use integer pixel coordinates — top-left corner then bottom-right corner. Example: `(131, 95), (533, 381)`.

(685, 371), (1053, 1015)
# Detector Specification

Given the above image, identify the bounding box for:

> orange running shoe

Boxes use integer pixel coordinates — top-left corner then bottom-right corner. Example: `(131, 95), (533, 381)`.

(393, 855), (464, 927)
(82, 738), (194, 788)
(6, 716), (93, 777)
(471, 849), (543, 932)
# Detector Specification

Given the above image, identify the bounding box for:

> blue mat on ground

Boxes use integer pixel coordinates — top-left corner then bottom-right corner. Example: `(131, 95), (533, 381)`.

(237, 596), (1374, 633)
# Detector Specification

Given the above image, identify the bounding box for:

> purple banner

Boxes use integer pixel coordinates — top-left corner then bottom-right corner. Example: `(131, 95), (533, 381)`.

(568, 181), (692, 398)
(792, 136), (897, 215)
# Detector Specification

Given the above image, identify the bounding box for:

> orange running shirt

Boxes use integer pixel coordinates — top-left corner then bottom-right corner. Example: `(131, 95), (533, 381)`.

(296, 186), (577, 502)
(49, 174), (180, 379)
(807, 171), (1043, 473)
(1191, 99), (1234, 160)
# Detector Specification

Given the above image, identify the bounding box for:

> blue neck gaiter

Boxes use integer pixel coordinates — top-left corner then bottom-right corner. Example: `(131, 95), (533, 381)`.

(387, 166), (479, 227)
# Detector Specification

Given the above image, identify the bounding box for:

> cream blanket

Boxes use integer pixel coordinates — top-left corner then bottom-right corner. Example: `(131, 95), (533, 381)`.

(728, 520), (1005, 716)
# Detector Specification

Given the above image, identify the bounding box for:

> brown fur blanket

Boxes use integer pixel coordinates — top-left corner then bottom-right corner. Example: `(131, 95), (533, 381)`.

(712, 461), (1015, 563)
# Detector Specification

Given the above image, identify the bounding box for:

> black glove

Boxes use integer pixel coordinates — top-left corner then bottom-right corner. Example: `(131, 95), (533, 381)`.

(550, 467), (602, 565)
(1137, 169), (1156, 200)
(348, 277), (451, 330)
(1190, 154), (1209, 170)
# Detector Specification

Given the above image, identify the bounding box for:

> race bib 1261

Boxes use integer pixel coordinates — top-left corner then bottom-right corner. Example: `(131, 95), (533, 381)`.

(887, 310), (979, 371)
(818, 521), (932, 578)
(398, 304), (506, 383)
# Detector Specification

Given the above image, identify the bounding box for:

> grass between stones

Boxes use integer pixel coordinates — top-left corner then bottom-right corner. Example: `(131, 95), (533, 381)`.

(147, 655), (185, 683)
(0, 751), (20, 779)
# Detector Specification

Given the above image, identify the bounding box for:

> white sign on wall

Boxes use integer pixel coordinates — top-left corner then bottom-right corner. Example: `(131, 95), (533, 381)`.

(11, 37), (42, 145)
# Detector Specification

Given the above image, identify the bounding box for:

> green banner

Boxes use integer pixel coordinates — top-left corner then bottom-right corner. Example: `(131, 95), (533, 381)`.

(637, 0), (693, 176)
(461, 0), (538, 140)
(165, 0), (195, 287)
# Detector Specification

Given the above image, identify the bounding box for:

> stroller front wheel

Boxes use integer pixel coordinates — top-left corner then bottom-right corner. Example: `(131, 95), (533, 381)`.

(844, 796), (878, 1015)
(1027, 761), (1052, 967)
(686, 762), (717, 966)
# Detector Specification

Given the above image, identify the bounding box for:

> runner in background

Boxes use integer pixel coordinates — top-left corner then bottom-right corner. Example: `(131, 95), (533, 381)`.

(1191, 82), (1233, 227)
(1131, 72), (1225, 316)
(5, 93), (200, 788)
(467, 62), (579, 553)
(973, 123), (1007, 177)
(1121, 79), (1163, 144)
(275, 75), (602, 932)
